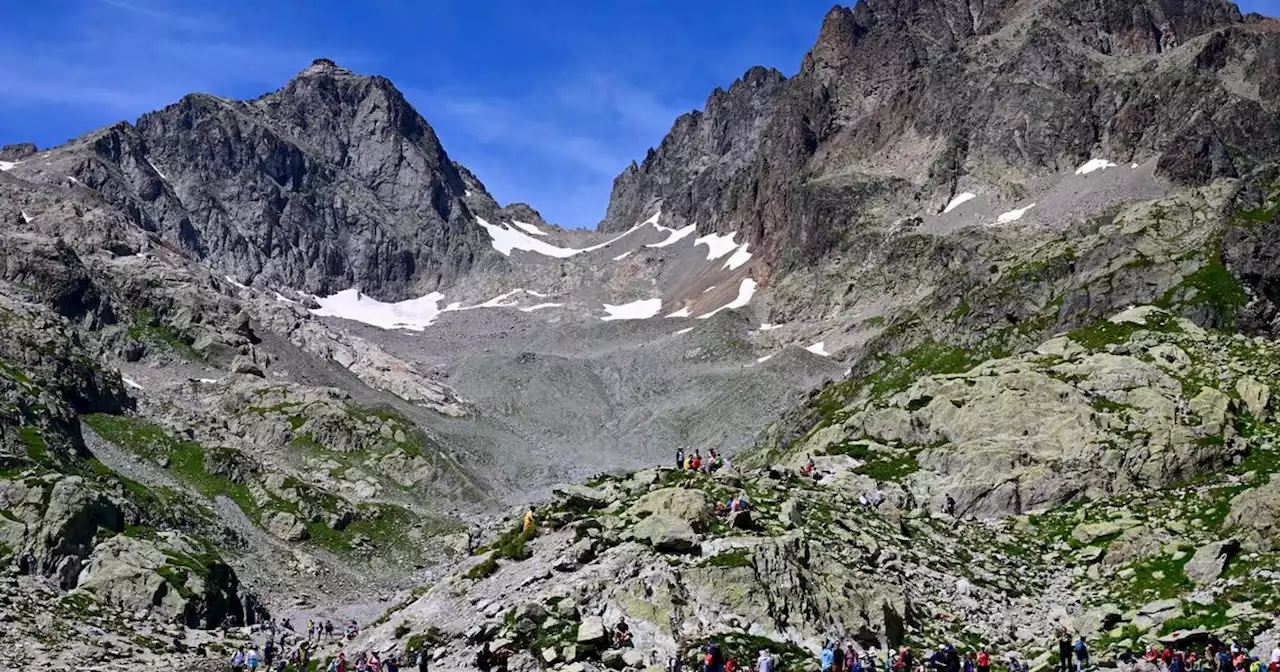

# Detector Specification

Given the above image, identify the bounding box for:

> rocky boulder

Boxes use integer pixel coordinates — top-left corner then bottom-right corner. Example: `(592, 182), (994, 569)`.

(1183, 539), (1239, 585)
(553, 484), (613, 511)
(1225, 476), (1280, 551)
(627, 487), (712, 530)
(631, 515), (699, 553)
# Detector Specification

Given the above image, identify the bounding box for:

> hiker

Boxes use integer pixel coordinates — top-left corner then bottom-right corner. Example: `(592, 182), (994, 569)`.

(669, 654), (684, 672)
(846, 643), (859, 672)
(1057, 628), (1073, 672)
(834, 641), (846, 672)
(476, 643), (493, 672)
(977, 649), (990, 672)
(691, 451), (703, 471)
(677, 447), (685, 470)
(929, 648), (947, 672)
(822, 642), (836, 671)
(523, 507), (536, 535)
(944, 494), (956, 516)
(707, 641), (725, 672)
(964, 652), (976, 672)
(1074, 637), (1089, 672)
(247, 648), (260, 671)
(1173, 652), (1187, 672)
(945, 646), (960, 672)
(416, 644), (431, 672)
(326, 620), (335, 640)
(758, 649), (775, 672)
(331, 652), (348, 672)
(802, 454), (816, 477)
(233, 650), (246, 672)
(612, 617), (633, 648)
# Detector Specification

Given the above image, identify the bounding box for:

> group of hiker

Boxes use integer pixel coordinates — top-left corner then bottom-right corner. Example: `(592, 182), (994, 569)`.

(1123, 641), (1280, 672)
(225, 617), (433, 672)
(677, 447), (729, 473)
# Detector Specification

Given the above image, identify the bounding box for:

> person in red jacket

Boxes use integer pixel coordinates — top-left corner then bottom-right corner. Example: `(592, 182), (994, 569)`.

(977, 649), (990, 672)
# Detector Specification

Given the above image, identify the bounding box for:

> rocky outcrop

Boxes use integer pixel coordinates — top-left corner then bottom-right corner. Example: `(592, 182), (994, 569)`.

(1225, 475), (1280, 551)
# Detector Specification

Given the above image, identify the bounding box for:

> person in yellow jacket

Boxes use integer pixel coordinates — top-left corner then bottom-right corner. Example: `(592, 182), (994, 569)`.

(522, 507), (536, 534)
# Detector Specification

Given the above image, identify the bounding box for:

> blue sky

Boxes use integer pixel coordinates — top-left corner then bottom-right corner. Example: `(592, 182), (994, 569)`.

(1, 0), (1277, 229)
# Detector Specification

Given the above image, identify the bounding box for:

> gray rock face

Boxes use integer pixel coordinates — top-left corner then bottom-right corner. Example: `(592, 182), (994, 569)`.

(7, 59), (504, 302)
(598, 0), (1279, 276)
(631, 514), (698, 553)
(1184, 539), (1239, 585)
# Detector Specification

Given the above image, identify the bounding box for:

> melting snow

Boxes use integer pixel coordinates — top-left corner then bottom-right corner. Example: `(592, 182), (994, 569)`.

(225, 275), (248, 290)
(613, 251), (633, 261)
(759, 323), (783, 331)
(723, 244), (752, 271)
(996, 203), (1036, 224)
(519, 303), (562, 312)
(311, 288), (447, 331)
(806, 342), (831, 357)
(0, 160), (16, 171)
(21, 211), (31, 224)
(647, 224), (696, 249)
(478, 217), (644, 258)
(666, 307), (692, 318)
(511, 220), (547, 237)
(757, 354), (775, 363)
(601, 298), (663, 321)
(675, 327), (695, 335)
(525, 290), (550, 298)
(197, 378), (219, 384)
(122, 377), (144, 390)
(698, 278), (757, 319)
(695, 232), (740, 261)
(943, 192), (976, 214)
(273, 292), (298, 304)
(1075, 158), (1117, 175)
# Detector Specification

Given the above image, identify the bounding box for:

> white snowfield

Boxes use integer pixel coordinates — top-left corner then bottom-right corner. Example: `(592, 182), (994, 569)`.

(510, 220), (547, 236)
(943, 192), (976, 214)
(806, 341), (831, 357)
(996, 203), (1036, 224)
(758, 323), (783, 332)
(0, 160), (17, 171)
(647, 224), (696, 249)
(601, 298), (663, 321)
(723, 243), (752, 271)
(695, 232), (740, 261)
(666, 307), (692, 318)
(478, 216), (648, 258)
(698, 278), (757, 320)
(1076, 158), (1117, 175)
(756, 354), (775, 363)
(311, 288), (449, 331)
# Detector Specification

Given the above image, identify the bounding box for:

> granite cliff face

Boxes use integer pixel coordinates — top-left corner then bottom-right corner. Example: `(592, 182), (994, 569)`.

(599, 0), (1280, 272)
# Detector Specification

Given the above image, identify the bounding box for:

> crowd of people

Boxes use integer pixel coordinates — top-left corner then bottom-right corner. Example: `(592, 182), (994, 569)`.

(677, 447), (730, 473)
(1122, 641), (1280, 672)
(225, 617), (433, 672)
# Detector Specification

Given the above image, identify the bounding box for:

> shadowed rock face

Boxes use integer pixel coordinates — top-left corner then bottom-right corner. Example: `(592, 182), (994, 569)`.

(7, 59), (502, 302)
(598, 0), (1279, 273)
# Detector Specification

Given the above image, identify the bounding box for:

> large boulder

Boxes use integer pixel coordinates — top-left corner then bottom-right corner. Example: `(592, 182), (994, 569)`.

(262, 511), (309, 542)
(632, 515), (699, 553)
(628, 487), (712, 531)
(553, 484), (612, 511)
(1235, 376), (1271, 420)
(1184, 539), (1239, 585)
(1224, 477), (1280, 551)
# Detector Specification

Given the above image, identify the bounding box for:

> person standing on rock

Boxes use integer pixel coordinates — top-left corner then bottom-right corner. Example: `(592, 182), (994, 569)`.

(475, 643), (493, 672)
(976, 648), (990, 672)
(1073, 636), (1090, 672)
(821, 641), (836, 672)
(1056, 628), (1073, 672)
(677, 447), (685, 470)
(523, 507), (536, 535)
(834, 641), (846, 672)
(757, 649), (774, 672)
(944, 494), (956, 517)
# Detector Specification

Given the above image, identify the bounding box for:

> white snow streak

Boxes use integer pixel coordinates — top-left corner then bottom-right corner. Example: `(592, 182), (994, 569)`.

(695, 232), (740, 261)
(0, 160), (17, 171)
(613, 251), (633, 261)
(197, 378), (219, 384)
(675, 327), (695, 335)
(511, 220), (547, 236)
(996, 203), (1035, 224)
(477, 216), (644, 258)
(225, 275), (248, 290)
(273, 292), (298, 304)
(647, 224), (696, 249)
(697, 278), (757, 319)
(1075, 158), (1117, 175)
(943, 192), (976, 213)
(601, 298), (663, 321)
(806, 341), (831, 357)
(758, 323), (783, 331)
(311, 289), (447, 331)
(146, 159), (167, 180)
(666, 307), (692, 318)
(702, 286), (717, 294)
(122, 377), (144, 390)
(519, 303), (562, 312)
(756, 354), (775, 363)
(525, 290), (550, 298)
(21, 211), (31, 224)
(723, 243), (752, 271)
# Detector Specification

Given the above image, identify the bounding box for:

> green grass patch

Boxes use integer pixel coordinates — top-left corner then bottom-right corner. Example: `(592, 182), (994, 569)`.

(127, 309), (200, 361)
(700, 550), (754, 569)
(1157, 256), (1248, 329)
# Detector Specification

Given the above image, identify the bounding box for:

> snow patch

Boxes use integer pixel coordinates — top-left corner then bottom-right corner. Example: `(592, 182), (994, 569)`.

(0, 160), (16, 171)
(806, 342), (831, 357)
(647, 224), (696, 249)
(613, 250), (633, 261)
(67, 176), (82, 186)
(273, 292), (298, 304)
(197, 378), (219, 384)
(758, 323), (783, 331)
(146, 159), (167, 180)
(697, 278), (757, 319)
(1131, 163), (1139, 169)
(477, 216), (644, 258)
(601, 298), (663, 321)
(519, 303), (562, 313)
(702, 286), (717, 294)
(464, 189), (473, 198)
(21, 211), (31, 224)
(756, 354), (775, 363)
(1075, 158), (1117, 175)
(311, 288), (446, 331)
(996, 203), (1036, 224)
(695, 232), (740, 261)
(511, 220), (547, 237)
(675, 327), (695, 335)
(225, 276), (248, 290)
(723, 243), (752, 271)
(122, 377), (144, 390)
(943, 192), (976, 214)
(666, 307), (692, 318)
